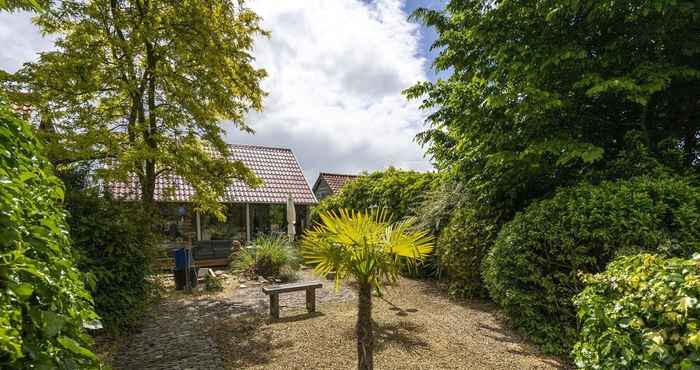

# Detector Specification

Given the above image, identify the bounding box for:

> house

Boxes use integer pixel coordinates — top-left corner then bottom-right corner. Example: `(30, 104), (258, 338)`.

(312, 172), (358, 200)
(107, 144), (317, 266)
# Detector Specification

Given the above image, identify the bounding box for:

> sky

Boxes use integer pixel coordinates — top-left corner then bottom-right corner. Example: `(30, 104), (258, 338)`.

(0, 0), (447, 184)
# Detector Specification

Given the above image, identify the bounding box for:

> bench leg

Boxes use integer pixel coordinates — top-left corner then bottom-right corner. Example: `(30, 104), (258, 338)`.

(306, 288), (316, 313)
(270, 294), (279, 319)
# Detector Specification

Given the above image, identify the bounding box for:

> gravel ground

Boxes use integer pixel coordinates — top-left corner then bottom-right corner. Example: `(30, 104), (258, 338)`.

(211, 278), (568, 370)
(96, 269), (354, 370)
(97, 271), (567, 369)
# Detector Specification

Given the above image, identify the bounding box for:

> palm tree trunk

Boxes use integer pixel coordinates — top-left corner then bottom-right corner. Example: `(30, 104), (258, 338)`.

(356, 282), (374, 370)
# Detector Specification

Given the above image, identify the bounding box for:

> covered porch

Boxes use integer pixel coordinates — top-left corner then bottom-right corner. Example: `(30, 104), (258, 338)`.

(158, 201), (312, 267)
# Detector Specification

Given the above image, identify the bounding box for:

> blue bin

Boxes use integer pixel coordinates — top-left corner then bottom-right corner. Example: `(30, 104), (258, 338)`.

(174, 248), (191, 271)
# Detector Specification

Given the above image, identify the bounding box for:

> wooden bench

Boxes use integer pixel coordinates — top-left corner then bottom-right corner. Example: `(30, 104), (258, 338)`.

(262, 281), (323, 319)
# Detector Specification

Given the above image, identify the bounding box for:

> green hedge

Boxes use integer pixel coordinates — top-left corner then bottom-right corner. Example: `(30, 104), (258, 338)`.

(483, 177), (700, 355)
(435, 206), (495, 298)
(0, 101), (99, 368)
(66, 188), (158, 334)
(574, 253), (700, 369)
(312, 168), (436, 223)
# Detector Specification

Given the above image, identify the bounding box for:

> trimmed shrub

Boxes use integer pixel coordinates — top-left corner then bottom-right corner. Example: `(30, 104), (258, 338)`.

(0, 101), (99, 368)
(435, 206), (496, 298)
(231, 235), (299, 278)
(311, 169), (438, 278)
(312, 168), (436, 223)
(65, 188), (158, 334)
(483, 177), (700, 355)
(574, 254), (700, 369)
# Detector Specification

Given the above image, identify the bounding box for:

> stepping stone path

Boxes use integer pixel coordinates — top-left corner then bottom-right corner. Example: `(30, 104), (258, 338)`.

(112, 271), (354, 370)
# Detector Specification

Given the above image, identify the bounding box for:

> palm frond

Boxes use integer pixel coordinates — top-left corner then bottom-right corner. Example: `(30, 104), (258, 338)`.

(301, 208), (434, 292)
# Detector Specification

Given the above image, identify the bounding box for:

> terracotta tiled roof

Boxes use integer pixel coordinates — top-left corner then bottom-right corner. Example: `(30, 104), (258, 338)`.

(314, 172), (359, 194)
(107, 144), (317, 204)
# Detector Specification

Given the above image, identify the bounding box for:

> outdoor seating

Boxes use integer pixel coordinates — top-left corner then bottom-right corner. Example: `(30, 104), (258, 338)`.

(262, 281), (323, 319)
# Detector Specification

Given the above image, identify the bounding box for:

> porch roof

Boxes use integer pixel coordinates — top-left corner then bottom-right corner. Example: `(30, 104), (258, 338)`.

(107, 144), (318, 205)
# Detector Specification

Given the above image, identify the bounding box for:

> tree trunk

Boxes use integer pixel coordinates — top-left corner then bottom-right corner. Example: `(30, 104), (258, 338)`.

(356, 283), (373, 370)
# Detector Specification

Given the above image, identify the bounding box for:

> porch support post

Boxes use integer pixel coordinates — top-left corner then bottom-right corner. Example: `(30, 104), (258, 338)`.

(245, 203), (251, 242)
(196, 211), (202, 241)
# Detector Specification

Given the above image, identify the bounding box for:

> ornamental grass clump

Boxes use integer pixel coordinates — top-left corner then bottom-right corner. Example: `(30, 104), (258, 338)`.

(231, 235), (299, 279)
(574, 253), (700, 369)
(301, 209), (433, 370)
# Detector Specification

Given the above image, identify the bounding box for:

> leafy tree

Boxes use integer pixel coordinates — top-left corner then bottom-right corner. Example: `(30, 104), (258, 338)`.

(3, 0), (266, 218)
(301, 209), (433, 370)
(406, 0), (700, 220)
(0, 99), (99, 368)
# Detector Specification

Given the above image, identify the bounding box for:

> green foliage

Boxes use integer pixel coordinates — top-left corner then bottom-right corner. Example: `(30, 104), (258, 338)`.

(302, 209), (434, 291)
(411, 178), (466, 237)
(574, 254), (700, 369)
(408, 1), (700, 360)
(435, 206), (496, 298)
(0, 101), (99, 368)
(204, 273), (224, 292)
(3, 0), (266, 217)
(231, 235), (299, 278)
(483, 177), (700, 355)
(406, 0), (700, 222)
(231, 247), (256, 279)
(277, 266), (301, 283)
(312, 168), (436, 224)
(0, 0), (46, 11)
(65, 186), (158, 334)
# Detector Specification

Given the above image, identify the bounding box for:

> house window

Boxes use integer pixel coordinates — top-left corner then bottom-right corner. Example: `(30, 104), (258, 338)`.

(201, 204), (246, 241)
(159, 203), (196, 245)
(251, 204), (270, 237)
(269, 204), (288, 235)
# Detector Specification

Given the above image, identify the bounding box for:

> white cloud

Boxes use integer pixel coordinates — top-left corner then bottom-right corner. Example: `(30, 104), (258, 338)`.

(225, 0), (434, 182)
(0, 2), (435, 184)
(0, 11), (54, 72)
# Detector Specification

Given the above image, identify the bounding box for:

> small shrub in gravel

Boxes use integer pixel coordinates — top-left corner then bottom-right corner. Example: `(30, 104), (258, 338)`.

(278, 266), (301, 282)
(205, 274), (224, 292)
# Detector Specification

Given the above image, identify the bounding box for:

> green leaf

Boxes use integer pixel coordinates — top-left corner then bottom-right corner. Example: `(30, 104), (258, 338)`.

(11, 282), (34, 300)
(57, 336), (97, 361)
(44, 311), (65, 337)
(689, 333), (700, 349)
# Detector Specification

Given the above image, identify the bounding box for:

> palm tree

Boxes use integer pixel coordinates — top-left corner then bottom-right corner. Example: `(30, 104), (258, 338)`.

(301, 208), (433, 370)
